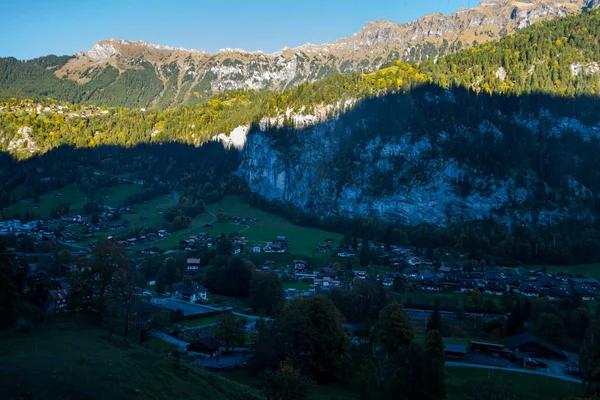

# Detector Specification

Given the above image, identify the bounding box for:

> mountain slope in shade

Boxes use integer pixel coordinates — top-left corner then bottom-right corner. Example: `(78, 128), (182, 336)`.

(51, 0), (596, 107)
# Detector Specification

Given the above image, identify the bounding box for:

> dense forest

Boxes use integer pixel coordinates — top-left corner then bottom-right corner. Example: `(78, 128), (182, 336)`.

(1, 11), (599, 160)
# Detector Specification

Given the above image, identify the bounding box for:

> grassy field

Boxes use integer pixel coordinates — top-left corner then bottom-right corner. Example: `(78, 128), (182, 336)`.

(445, 367), (581, 400)
(4, 183), (149, 220)
(206, 196), (344, 260)
(5, 183), (87, 219)
(180, 315), (220, 327)
(523, 263), (600, 278)
(217, 368), (361, 400)
(283, 280), (313, 291)
(218, 365), (579, 400)
(0, 318), (261, 400)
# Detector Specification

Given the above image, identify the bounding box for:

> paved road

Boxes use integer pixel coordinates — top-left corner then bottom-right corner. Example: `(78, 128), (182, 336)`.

(446, 361), (582, 383)
(57, 241), (90, 251)
(150, 330), (189, 348)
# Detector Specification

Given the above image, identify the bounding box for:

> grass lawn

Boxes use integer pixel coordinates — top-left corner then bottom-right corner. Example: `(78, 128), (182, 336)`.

(284, 281), (312, 291)
(0, 318), (261, 400)
(524, 263), (600, 278)
(217, 369), (361, 400)
(5, 183), (87, 219)
(445, 366), (581, 400)
(142, 337), (177, 355)
(206, 196), (344, 260)
(181, 316), (220, 327)
(99, 184), (146, 207)
(5, 183), (148, 221)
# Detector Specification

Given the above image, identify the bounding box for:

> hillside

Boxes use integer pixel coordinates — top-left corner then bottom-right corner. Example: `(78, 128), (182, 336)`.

(237, 11), (600, 231)
(0, 0), (597, 108)
(0, 319), (262, 400)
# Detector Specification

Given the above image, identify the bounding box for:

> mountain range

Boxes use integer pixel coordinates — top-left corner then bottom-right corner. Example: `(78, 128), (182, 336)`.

(1, 0), (598, 108)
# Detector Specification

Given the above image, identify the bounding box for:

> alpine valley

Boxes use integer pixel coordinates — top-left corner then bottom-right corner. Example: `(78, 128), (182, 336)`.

(1, 0), (600, 261)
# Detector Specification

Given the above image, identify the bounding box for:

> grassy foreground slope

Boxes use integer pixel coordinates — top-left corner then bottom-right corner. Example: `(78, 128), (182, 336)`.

(0, 319), (262, 400)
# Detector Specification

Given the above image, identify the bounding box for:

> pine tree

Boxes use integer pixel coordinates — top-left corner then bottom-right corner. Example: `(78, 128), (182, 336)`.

(424, 329), (446, 400)
(359, 237), (370, 267)
(427, 305), (443, 333)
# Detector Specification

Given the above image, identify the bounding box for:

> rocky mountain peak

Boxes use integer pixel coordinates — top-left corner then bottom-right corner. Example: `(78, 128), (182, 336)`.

(57, 0), (594, 107)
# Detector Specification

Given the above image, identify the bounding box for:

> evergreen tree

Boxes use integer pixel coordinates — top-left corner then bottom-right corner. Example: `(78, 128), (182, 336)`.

(360, 237), (370, 267)
(427, 305), (443, 333)
(424, 329), (446, 400)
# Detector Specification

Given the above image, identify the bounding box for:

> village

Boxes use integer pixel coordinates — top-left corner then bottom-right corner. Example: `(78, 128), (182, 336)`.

(0, 192), (594, 386)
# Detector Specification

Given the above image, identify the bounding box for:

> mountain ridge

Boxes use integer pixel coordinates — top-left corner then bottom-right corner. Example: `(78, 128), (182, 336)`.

(47, 0), (595, 107)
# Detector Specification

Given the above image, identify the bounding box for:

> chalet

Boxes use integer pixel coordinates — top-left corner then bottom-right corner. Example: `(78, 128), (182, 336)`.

(575, 285), (597, 301)
(261, 260), (276, 270)
(407, 257), (422, 266)
(197, 232), (209, 238)
(314, 276), (340, 288)
(276, 236), (287, 242)
(420, 270), (433, 279)
(187, 336), (220, 358)
(521, 283), (540, 298)
(308, 285), (316, 292)
(382, 278), (394, 287)
(322, 267), (338, 278)
(252, 245), (262, 253)
(547, 286), (573, 301)
(317, 243), (331, 252)
(337, 251), (355, 258)
(459, 279), (477, 293)
(142, 247), (160, 255)
(268, 243), (285, 253)
(354, 270), (367, 280)
(158, 230), (168, 237)
(47, 289), (69, 313)
(172, 282), (207, 302)
(187, 258), (201, 274)
(423, 278), (443, 292)
(506, 333), (567, 360)
(485, 281), (507, 296)
(293, 260), (309, 271)
(404, 267), (420, 280)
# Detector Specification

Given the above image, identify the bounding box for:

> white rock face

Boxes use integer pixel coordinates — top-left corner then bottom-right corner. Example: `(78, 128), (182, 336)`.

(8, 126), (38, 154)
(87, 43), (120, 62)
(236, 104), (600, 226)
(212, 125), (249, 150)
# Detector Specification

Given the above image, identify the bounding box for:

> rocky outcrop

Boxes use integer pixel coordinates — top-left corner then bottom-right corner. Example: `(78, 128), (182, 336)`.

(7, 126), (38, 155)
(236, 94), (600, 226)
(56, 0), (592, 106)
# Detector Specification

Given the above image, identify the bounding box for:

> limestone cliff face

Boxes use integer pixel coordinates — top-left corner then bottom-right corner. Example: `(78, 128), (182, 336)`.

(236, 91), (600, 226)
(56, 0), (595, 106)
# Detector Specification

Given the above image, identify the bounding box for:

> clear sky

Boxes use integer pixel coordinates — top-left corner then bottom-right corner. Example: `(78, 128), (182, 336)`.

(2, 0), (476, 60)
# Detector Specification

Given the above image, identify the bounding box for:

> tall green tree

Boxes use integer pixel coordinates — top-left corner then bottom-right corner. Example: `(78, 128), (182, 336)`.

(215, 311), (245, 353)
(424, 329), (446, 399)
(377, 302), (414, 354)
(249, 271), (285, 316)
(0, 241), (19, 327)
(261, 362), (314, 400)
(427, 305), (442, 333)
(280, 295), (348, 382)
(360, 238), (370, 267)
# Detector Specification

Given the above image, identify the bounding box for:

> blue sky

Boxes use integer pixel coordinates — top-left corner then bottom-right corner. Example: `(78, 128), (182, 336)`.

(2, 0), (476, 60)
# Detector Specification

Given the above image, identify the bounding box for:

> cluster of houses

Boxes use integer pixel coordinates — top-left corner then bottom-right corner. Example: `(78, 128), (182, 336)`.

(409, 265), (598, 301)
(252, 236), (288, 253)
(0, 220), (42, 235)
